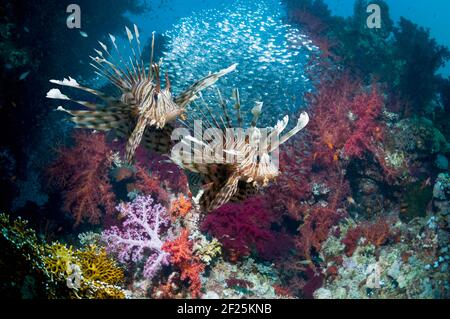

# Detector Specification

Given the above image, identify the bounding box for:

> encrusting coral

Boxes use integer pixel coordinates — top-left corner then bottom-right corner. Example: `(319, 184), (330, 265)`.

(0, 213), (127, 299)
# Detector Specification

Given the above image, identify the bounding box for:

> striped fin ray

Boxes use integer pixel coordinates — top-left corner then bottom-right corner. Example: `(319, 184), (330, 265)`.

(56, 106), (129, 131)
(200, 172), (240, 212)
(268, 111), (310, 152)
(46, 88), (103, 110)
(251, 101), (263, 127)
(230, 181), (258, 203)
(125, 25), (147, 82)
(142, 124), (175, 155)
(174, 63), (238, 108)
(48, 77), (117, 104)
(197, 92), (226, 131)
(232, 88), (243, 128)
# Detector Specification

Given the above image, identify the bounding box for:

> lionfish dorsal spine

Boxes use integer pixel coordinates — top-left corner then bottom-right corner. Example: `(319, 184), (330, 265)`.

(251, 101), (263, 127)
(217, 88), (232, 128)
(232, 88), (242, 128)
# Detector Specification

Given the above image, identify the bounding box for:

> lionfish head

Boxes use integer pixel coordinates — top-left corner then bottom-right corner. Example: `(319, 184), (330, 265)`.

(139, 64), (185, 128)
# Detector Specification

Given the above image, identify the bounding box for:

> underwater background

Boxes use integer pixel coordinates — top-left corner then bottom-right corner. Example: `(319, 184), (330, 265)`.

(0, 0), (449, 299)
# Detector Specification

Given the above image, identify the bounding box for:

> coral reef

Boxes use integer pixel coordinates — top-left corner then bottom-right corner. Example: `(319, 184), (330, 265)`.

(0, 213), (127, 299)
(342, 219), (397, 257)
(202, 257), (280, 299)
(315, 214), (449, 299)
(43, 242), (126, 299)
(1, 0), (449, 300)
(0, 213), (48, 298)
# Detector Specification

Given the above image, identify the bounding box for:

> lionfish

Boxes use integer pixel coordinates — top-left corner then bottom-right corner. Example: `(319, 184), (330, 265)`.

(171, 89), (309, 212)
(46, 25), (237, 164)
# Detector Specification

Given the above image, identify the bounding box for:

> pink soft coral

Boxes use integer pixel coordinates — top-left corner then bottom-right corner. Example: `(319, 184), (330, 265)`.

(47, 131), (115, 226)
(102, 195), (170, 279)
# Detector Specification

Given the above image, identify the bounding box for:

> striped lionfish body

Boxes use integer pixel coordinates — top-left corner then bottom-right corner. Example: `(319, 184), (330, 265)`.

(46, 25), (237, 164)
(172, 88), (310, 212)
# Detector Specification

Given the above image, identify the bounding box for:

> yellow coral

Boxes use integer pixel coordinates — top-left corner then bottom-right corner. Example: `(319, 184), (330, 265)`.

(43, 243), (76, 278)
(194, 237), (222, 265)
(1, 214), (126, 299)
(76, 245), (124, 285)
(43, 243), (125, 299)
(86, 281), (127, 299)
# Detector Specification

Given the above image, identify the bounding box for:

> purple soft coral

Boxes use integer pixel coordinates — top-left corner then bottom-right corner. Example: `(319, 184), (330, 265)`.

(102, 195), (170, 279)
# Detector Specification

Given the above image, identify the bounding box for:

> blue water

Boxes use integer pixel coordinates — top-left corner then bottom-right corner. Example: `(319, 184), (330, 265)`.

(128, 0), (450, 77)
(129, 0), (315, 126)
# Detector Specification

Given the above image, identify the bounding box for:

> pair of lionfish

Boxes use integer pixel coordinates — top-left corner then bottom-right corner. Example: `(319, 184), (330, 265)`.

(46, 25), (309, 212)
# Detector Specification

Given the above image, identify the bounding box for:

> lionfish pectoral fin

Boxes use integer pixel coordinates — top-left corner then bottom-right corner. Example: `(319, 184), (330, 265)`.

(201, 174), (240, 212)
(56, 107), (129, 131)
(174, 63), (238, 108)
(49, 77), (117, 105)
(125, 114), (150, 164)
(230, 181), (258, 202)
(270, 111), (310, 152)
(142, 124), (175, 155)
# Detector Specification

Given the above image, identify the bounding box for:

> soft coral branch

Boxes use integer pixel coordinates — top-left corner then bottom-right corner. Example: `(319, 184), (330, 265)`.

(47, 131), (115, 226)
(162, 229), (205, 298)
(102, 195), (170, 279)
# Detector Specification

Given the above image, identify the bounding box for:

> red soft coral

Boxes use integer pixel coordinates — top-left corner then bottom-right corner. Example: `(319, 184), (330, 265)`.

(111, 140), (189, 195)
(306, 73), (384, 164)
(201, 196), (292, 261)
(268, 72), (388, 221)
(142, 153), (190, 195)
(295, 169), (349, 261)
(47, 131), (115, 226)
(162, 229), (205, 298)
(132, 164), (170, 204)
(342, 218), (395, 257)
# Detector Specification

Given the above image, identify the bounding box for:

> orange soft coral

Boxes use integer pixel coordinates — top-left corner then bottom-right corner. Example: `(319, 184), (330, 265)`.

(169, 195), (192, 221)
(162, 230), (205, 298)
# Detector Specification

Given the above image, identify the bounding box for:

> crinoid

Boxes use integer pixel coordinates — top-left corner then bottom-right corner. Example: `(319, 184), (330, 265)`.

(47, 25), (236, 164)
